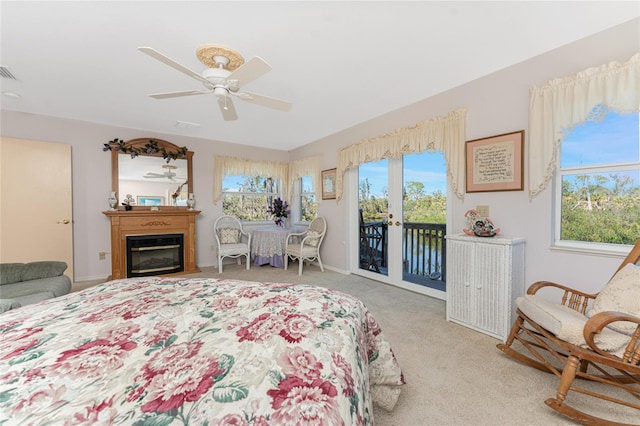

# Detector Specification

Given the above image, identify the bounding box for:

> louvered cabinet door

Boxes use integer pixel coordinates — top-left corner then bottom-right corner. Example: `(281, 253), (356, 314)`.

(445, 234), (525, 340)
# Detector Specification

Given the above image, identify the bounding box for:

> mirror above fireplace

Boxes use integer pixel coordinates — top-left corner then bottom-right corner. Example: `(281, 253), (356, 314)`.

(110, 138), (193, 208)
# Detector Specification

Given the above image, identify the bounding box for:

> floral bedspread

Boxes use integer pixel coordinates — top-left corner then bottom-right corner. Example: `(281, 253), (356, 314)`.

(0, 277), (404, 425)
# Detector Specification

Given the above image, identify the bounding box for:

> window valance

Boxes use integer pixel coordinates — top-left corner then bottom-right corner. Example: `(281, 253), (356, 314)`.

(335, 108), (467, 201)
(528, 53), (640, 200)
(213, 155), (322, 204)
(287, 155), (321, 201)
(213, 155), (289, 203)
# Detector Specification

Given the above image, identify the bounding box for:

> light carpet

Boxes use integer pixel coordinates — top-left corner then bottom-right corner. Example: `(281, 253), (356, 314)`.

(75, 263), (638, 425)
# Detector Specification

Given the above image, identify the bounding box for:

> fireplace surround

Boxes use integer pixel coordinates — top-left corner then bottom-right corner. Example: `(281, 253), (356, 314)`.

(103, 209), (200, 279)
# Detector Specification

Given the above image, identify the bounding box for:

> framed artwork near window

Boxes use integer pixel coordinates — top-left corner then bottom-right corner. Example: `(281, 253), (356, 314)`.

(466, 130), (524, 193)
(321, 168), (337, 200)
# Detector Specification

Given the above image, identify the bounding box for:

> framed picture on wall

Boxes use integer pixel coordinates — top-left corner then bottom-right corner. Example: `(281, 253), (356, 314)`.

(465, 130), (524, 193)
(321, 168), (337, 200)
(137, 195), (164, 206)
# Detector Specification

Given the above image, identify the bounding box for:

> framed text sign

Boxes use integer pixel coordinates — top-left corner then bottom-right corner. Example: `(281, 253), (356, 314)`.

(321, 168), (337, 200)
(465, 130), (524, 193)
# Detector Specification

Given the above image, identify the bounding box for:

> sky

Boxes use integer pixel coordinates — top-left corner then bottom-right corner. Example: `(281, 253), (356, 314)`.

(561, 110), (639, 190)
(561, 110), (639, 168)
(359, 151), (447, 198)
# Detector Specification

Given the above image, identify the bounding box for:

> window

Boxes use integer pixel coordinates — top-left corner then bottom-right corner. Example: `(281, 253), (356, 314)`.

(222, 174), (280, 221)
(300, 175), (317, 222)
(555, 107), (640, 246)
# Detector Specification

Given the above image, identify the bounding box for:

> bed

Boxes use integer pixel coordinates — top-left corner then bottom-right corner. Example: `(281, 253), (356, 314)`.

(0, 277), (404, 425)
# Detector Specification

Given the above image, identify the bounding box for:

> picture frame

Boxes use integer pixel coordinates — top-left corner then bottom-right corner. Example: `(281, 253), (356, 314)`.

(465, 130), (524, 193)
(137, 195), (165, 206)
(321, 168), (337, 200)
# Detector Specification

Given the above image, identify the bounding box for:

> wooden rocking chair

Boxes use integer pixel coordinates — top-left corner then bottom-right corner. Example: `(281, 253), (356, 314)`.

(497, 238), (640, 425)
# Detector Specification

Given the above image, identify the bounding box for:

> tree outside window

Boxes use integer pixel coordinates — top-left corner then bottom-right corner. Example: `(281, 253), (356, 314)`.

(300, 175), (317, 222)
(222, 175), (280, 221)
(556, 108), (640, 245)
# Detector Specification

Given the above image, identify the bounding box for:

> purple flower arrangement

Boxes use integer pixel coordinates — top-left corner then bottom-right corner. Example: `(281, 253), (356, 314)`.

(267, 197), (290, 227)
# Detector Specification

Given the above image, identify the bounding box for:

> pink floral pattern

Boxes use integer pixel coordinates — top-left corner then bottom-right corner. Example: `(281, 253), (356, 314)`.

(0, 277), (404, 424)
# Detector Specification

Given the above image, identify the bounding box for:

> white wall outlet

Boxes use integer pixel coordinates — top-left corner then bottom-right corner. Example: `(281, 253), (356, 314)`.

(477, 205), (490, 217)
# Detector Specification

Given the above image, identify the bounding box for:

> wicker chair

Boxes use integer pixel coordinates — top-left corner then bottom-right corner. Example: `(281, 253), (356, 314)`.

(214, 215), (251, 273)
(284, 217), (326, 275)
(497, 238), (640, 425)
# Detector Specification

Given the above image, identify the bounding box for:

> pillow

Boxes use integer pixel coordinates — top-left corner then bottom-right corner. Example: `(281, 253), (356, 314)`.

(587, 263), (640, 336)
(219, 228), (240, 244)
(305, 230), (321, 247)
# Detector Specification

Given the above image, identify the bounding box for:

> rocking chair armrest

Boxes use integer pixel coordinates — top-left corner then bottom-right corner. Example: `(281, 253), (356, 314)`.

(526, 280), (595, 297)
(527, 281), (598, 314)
(583, 311), (640, 356)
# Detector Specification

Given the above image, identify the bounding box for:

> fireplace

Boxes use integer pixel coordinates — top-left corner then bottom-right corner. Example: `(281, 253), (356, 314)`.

(103, 209), (200, 280)
(126, 234), (184, 277)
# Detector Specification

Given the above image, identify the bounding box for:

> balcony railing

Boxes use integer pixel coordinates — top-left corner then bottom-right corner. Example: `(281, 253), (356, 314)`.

(360, 220), (446, 290)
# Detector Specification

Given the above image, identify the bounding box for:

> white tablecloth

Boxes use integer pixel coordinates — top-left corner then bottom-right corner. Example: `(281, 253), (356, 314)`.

(251, 225), (291, 268)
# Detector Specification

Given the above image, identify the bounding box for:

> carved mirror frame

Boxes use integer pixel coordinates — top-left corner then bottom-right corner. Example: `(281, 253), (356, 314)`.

(111, 138), (194, 210)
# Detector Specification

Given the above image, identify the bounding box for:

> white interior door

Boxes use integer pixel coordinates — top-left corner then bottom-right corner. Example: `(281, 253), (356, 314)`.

(0, 138), (74, 281)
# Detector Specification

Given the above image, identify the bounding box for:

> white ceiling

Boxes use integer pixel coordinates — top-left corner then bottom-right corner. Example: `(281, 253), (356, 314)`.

(1, 1), (638, 151)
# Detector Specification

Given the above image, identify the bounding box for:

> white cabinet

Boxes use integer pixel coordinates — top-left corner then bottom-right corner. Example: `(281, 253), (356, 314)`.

(445, 234), (525, 341)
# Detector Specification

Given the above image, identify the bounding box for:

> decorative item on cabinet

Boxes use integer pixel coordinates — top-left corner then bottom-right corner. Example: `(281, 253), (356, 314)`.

(462, 209), (500, 237)
(187, 193), (195, 210)
(445, 233), (525, 341)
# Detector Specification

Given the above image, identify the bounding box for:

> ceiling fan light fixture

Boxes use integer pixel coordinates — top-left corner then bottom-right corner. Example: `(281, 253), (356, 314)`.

(213, 87), (228, 97)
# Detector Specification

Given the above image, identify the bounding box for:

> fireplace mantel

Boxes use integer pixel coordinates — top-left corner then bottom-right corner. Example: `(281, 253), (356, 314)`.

(103, 209), (201, 279)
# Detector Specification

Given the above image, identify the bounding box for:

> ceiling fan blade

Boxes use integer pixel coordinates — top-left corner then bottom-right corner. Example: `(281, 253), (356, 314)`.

(144, 173), (165, 179)
(218, 96), (238, 121)
(227, 57), (271, 87)
(138, 46), (208, 84)
(235, 91), (292, 112)
(148, 89), (211, 99)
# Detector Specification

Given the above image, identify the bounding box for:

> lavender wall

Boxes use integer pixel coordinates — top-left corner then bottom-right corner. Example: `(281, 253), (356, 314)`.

(2, 18), (638, 290)
(289, 18), (639, 294)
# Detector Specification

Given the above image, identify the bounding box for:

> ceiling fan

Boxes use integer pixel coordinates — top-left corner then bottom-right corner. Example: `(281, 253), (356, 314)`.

(143, 165), (184, 181)
(138, 44), (292, 121)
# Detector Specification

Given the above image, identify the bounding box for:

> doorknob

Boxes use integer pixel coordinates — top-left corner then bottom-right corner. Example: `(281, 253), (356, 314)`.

(395, 221), (401, 226)
(57, 219), (70, 224)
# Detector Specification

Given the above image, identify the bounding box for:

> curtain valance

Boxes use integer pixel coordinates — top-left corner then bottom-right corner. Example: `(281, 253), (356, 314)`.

(213, 155), (322, 204)
(213, 155), (289, 203)
(335, 108), (467, 202)
(528, 53), (640, 199)
(287, 155), (321, 201)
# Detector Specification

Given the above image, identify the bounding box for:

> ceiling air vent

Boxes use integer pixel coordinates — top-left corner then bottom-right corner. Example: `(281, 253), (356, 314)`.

(0, 66), (17, 80)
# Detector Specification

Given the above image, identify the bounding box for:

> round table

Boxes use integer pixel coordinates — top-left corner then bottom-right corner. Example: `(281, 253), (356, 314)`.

(251, 225), (292, 268)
